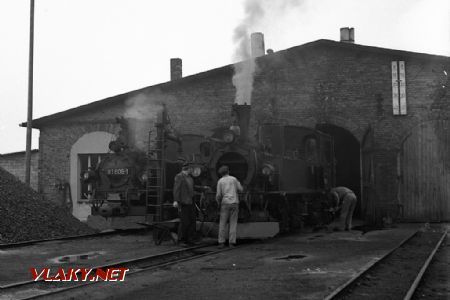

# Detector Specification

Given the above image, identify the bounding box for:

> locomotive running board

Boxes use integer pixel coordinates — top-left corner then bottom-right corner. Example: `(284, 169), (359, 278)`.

(198, 222), (279, 239)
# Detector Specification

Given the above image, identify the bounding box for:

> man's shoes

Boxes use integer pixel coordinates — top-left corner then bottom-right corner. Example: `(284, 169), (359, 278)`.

(229, 243), (236, 248)
(218, 243), (225, 249)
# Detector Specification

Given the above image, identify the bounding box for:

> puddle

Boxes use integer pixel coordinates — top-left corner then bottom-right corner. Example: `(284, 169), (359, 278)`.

(48, 251), (106, 263)
(300, 267), (328, 274)
(274, 254), (307, 261)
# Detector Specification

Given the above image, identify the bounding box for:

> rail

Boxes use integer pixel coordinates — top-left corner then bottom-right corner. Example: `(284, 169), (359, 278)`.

(0, 227), (149, 249)
(0, 241), (246, 300)
(324, 229), (447, 300)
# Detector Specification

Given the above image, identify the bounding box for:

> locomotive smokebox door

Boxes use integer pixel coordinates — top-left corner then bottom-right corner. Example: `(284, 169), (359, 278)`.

(210, 147), (257, 187)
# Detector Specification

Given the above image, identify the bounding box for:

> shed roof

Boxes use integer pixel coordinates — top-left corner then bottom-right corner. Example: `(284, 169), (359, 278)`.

(21, 39), (449, 129)
(0, 149), (39, 157)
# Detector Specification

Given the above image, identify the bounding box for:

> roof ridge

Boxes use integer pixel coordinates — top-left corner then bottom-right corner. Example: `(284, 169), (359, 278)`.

(22, 39), (449, 128)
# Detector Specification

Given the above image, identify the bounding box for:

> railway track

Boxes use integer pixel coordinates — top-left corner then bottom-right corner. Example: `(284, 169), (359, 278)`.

(0, 227), (149, 250)
(411, 230), (449, 299)
(0, 242), (239, 300)
(325, 229), (448, 300)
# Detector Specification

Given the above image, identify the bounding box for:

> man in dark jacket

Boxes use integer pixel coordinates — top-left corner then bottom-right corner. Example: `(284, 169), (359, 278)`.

(173, 163), (196, 245)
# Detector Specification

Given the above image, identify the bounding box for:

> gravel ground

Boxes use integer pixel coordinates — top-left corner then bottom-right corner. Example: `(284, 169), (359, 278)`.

(0, 167), (96, 243)
(43, 227), (418, 300)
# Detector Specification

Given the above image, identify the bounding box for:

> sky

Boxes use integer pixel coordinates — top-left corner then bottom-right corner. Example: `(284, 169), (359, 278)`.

(0, 0), (449, 154)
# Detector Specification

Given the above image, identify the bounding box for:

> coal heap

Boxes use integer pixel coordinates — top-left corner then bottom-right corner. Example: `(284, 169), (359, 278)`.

(0, 167), (97, 243)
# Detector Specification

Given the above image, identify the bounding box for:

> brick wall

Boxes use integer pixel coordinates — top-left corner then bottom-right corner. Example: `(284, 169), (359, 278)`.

(249, 45), (449, 219)
(0, 151), (39, 191)
(37, 42), (450, 221)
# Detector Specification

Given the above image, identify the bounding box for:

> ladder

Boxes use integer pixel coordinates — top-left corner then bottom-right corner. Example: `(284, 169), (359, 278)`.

(146, 123), (165, 222)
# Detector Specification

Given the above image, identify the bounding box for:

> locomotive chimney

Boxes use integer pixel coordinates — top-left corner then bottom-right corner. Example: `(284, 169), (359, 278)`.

(232, 103), (251, 142)
(170, 58), (182, 80)
(251, 32), (265, 57)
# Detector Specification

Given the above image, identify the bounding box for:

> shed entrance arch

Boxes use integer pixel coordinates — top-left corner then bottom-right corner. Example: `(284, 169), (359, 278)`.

(316, 124), (361, 217)
(70, 131), (116, 221)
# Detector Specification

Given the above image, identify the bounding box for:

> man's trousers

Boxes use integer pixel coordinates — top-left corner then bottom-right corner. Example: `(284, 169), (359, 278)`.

(218, 203), (239, 244)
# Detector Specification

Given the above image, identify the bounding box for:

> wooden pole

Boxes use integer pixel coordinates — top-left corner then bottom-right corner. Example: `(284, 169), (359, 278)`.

(25, 0), (35, 185)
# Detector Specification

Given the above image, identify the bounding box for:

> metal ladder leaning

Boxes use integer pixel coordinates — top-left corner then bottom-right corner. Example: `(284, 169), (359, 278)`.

(146, 123), (165, 223)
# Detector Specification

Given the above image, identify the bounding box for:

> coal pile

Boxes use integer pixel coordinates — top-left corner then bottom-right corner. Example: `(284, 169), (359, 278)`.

(0, 167), (97, 243)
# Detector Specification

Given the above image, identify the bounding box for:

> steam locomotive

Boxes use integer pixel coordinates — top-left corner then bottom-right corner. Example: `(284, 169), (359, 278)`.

(83, 104), (336, 234)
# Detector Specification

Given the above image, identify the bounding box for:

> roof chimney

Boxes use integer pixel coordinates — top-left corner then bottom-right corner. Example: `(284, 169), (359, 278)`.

(340, 27), (355, 43)
(170, 58), (182, 80)
(251, 32), (265, 57)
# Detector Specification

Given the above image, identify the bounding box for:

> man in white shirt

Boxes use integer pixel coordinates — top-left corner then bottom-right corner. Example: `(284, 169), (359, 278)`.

(216, 165), (243, 248)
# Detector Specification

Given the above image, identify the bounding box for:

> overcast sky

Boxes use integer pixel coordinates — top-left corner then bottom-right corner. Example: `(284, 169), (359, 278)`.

(0, 0), (449, 154)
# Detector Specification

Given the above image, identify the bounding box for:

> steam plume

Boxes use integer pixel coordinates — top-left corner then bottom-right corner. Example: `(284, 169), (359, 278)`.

(232, 0), (264, 105)
(232, 0), (303, 105)
(123, 90), (176, 150)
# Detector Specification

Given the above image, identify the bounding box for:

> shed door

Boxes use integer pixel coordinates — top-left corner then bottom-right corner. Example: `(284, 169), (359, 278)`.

(399, 120), (450, 221)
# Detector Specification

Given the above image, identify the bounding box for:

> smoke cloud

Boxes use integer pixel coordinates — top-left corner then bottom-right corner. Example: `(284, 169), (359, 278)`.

(123, 90), (176, 151)
(124, 92), (164, 120)
(232, 0), (303, 105)
(232, 0), (264, 105)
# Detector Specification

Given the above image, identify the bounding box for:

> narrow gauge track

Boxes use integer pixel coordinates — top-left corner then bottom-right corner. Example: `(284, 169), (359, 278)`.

(0, 227), (149, 250)
(0, 242), (238, 300)
(325, 229), (447, 300)
(411, 231), (449, 300)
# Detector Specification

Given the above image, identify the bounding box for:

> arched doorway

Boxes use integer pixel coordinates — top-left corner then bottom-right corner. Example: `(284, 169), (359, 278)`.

(316, 124), (361, 216)
(399, 120), (450, 221)
(70, 131), (116, 221)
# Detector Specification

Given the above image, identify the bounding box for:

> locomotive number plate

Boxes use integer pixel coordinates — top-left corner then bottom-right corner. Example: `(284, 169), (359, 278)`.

(107, 168), (130, 175)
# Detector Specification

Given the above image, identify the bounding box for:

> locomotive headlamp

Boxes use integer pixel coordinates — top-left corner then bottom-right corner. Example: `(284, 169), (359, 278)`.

(139, 172), (148, 183)
(261, 164), (275, 176)
(191, 166), (202, 177)
(81, 168), (96, 183)
(222, 130), (235, 143)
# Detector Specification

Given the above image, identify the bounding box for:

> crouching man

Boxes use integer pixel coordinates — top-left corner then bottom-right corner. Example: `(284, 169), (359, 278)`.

(329, 186), (357, 231)
(216, 165), (243, 248)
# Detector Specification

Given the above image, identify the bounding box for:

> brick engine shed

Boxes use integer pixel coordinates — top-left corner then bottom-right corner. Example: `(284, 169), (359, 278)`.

(22, 37), (450, 224)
